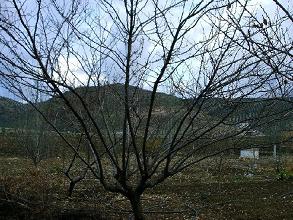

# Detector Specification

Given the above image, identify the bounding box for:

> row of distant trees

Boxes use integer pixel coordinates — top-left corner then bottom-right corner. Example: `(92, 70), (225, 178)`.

(0, 0), (292, 219)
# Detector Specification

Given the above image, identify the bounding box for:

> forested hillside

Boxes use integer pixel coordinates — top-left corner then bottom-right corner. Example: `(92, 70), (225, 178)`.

(1, 84), (292, 135)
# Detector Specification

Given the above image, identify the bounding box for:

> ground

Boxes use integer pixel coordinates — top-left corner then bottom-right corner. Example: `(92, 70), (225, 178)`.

(0, 156), (293, 219)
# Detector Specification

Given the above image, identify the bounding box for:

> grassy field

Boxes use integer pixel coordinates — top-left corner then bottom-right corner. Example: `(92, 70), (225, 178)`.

(0, 154), (293, 219)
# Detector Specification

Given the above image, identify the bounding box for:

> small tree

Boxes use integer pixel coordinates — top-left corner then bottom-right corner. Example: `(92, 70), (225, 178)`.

(0, 0), (292, 219)
(16, 81), (49, 166)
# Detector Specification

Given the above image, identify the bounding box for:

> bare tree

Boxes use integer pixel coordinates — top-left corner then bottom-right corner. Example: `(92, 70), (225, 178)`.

(14, 80), (49, 166)
(0, 0), (291, 219)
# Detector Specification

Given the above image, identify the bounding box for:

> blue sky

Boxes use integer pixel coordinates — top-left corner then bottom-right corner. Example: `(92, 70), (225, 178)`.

(0, 0), (291, 100)
(0, 86), (12, 99)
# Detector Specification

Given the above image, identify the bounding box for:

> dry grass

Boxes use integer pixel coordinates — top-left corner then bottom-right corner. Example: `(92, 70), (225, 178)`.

(0, 155), (293, 219)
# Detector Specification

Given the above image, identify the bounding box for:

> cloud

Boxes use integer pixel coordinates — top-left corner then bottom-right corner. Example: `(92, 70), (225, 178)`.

(58, 56), (87, 86)
(56, 56), (107, 90)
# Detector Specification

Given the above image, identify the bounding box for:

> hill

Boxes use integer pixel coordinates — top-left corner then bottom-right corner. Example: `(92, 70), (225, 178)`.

(0, 84), (184, 131)
(0, 84), (292, 135)
(0, 97), (24, 128)
(204, 97), (293, 134)
(42, 83), (184, 132)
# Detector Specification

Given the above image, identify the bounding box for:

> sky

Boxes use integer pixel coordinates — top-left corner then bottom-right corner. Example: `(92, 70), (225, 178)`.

(0, 87), (14, 99)
(0, 0), (292, 100)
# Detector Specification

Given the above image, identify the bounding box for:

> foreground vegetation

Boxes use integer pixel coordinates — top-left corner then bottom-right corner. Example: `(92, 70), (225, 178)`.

(0, 0), (293, 218)
(1, 154), (292, 219)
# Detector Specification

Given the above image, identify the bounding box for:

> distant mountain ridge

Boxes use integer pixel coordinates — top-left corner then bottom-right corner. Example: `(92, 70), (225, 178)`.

(0, 84), (292, 134)
(0, 84), (183, 130)
(0, 97), (24, 128)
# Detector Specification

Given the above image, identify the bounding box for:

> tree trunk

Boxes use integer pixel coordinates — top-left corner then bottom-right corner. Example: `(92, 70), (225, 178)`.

(129, 194), (144, 220)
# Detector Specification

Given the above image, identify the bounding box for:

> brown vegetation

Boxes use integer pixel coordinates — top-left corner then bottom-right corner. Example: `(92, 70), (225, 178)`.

(1, 155), (292, 219)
